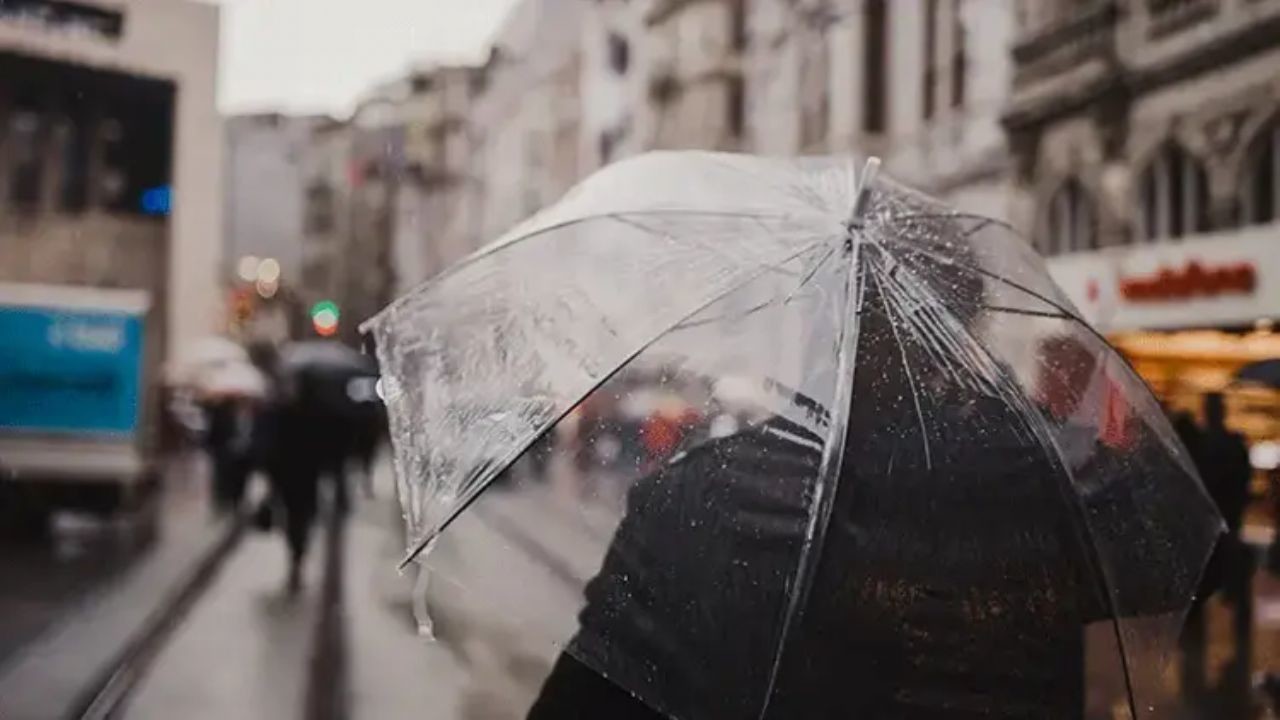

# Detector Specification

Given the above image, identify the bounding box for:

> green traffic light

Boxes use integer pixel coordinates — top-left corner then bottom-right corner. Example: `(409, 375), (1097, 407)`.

(310, 300), (340, 320)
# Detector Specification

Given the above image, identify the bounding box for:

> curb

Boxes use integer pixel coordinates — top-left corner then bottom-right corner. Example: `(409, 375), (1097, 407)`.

(70, 517), (245, 720)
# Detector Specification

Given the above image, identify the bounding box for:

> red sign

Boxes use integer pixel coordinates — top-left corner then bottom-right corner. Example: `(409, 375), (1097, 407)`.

(1119, 260), (1256, 302)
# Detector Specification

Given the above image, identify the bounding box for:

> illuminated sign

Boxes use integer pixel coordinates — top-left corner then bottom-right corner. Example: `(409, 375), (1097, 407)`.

(1118, 260), (1256, 303)
(140, 186), (172, 216)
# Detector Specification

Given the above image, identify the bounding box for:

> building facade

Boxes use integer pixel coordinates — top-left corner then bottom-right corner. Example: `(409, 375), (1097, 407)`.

(0, 0), (223, 359)
(580, 0), (647, 172)
(640, 0), (749, 152)
(471, 0), (586, 241)
(744, 0), (1016, 219)
(224, 113), (322, 288)
(298, 118), (353, 324)
(391, 64), (485, 295)
(1004, 0), (1280, 432)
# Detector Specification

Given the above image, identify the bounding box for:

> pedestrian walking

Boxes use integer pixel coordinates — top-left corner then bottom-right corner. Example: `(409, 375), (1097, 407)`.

(203, 396), (254, 512)
(249, 342), (323, 593)
(199, 360), (266, 514)
(1197, 392), (1254, 712)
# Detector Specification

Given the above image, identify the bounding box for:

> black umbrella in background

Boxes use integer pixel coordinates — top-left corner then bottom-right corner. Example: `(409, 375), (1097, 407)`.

(1236, 358), (1280, 389)
(281, 340), (379, 416)
(282, 340), (378, 378)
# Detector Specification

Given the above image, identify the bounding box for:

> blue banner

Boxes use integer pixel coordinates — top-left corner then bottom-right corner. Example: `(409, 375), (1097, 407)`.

(0, 304), (144, 435)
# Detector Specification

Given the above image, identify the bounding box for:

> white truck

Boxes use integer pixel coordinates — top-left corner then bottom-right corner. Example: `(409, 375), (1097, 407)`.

(0, 282), (156, 530)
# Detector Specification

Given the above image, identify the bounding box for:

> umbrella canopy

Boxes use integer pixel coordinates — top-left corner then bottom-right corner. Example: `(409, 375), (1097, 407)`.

(364, 152), (1222, 719)
(281, 340), (377, 378)
(166, 335), (249, 386)
(197, 360), (267, 400)
(1237, 358), (1280, 388)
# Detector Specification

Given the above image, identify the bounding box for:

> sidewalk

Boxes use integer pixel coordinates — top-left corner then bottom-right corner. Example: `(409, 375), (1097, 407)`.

(343, 494), (469, 719)
(123, 526), (324, 719)
(0, 454), (237, 720)
(342, 458), (591, 719)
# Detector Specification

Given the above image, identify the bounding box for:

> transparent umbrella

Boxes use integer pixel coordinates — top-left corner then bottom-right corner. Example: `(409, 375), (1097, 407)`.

(364, 152), (1222, 719)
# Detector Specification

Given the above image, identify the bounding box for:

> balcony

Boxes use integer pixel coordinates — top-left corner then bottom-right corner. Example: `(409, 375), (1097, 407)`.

(1146, 0), (1220, 38)
(1011, 0), (1121, 87)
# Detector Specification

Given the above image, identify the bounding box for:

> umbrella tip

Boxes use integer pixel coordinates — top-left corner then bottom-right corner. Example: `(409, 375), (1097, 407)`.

(847, 156), (881, 232)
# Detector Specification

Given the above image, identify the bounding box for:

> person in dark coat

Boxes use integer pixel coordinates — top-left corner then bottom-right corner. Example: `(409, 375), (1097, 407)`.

(1195, 392), (1254, 711)
(204, 395), (255, 514)
(528, 249), (1215, 718)
(251, 345), (325, 593)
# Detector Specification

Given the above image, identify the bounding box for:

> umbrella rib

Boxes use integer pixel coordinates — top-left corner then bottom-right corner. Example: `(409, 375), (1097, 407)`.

(397, 238), (836, 569)
(609, 213), (801, 279)
(868, 258), (933, 470)
(668, 239), (839, 332)
(981, 305), (1071, 319)
(889, 241), (1089, 327)
(759, 239), (867, 718)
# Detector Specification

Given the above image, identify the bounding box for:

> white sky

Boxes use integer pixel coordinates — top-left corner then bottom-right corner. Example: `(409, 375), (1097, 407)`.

(215, 0), (517, 115)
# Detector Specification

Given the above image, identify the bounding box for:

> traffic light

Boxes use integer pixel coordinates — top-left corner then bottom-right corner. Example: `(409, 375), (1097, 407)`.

(310, 300), (340, 337)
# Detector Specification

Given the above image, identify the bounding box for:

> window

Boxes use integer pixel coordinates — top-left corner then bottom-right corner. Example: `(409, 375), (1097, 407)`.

(607, 33), (630, 75)
(730, 0), (748, 51)
(409, 74), (433, 94)
(923, 0), (938, 121)
(800, 35), (830, 148)
(951, 0), (967, 108)
(1138, 143), (1208, 241)
(727, 75), (746, 139)
(98, 118), (127, 208)
(1045, 179), (1097, 255)
(0, 0), (124, 41)
(1244, 123), (1279, 226)
(8, 111), (44, 208)
(862, 0), (888, 133)
(599, 131), (616, 165)
(59, 115), (90, 212)
(306, 182), (336, 234)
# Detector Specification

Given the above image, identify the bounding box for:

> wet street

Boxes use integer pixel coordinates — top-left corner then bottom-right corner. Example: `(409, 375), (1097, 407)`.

(2, 452), (1279, 719)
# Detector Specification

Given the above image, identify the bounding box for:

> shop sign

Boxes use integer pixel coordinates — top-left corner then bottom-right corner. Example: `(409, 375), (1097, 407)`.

(1046, 223), (1279, 331)
(1119, 261), (1256, 302)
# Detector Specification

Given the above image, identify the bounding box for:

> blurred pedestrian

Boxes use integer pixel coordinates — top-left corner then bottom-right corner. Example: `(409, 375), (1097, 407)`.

(1174, 405), (1215, 702)
(1198, 392), (1254, 711)
(249, 343), (323, 593)
(203, 394), (255, 513)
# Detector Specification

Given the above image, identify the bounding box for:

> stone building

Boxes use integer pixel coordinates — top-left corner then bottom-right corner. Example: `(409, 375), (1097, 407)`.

(391, 64), (485, 294)
(470, 0), (585, 241)
(0, 0), (223, 359)
(224, 113), (324, 288)
(298, 118), (353, 324)
(580, 0), (648, 171)
(1003, 0), (1280, 429)
(640, 0), (750, 152)
(746, 0), (1016, 218)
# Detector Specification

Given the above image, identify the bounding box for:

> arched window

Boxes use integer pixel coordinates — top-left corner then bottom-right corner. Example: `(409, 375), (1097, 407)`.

(1138, 143), (1208, 241)
(1044, 179), (1097, 256)
(1243, 122), (1279, 226)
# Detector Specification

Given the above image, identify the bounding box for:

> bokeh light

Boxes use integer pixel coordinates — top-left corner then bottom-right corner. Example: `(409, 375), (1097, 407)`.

(256, 257), (281, 284)
(237, 255), (260, 283)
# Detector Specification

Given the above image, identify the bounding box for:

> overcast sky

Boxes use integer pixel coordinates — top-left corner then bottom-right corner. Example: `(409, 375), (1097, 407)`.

(216, 0), (516, 115)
